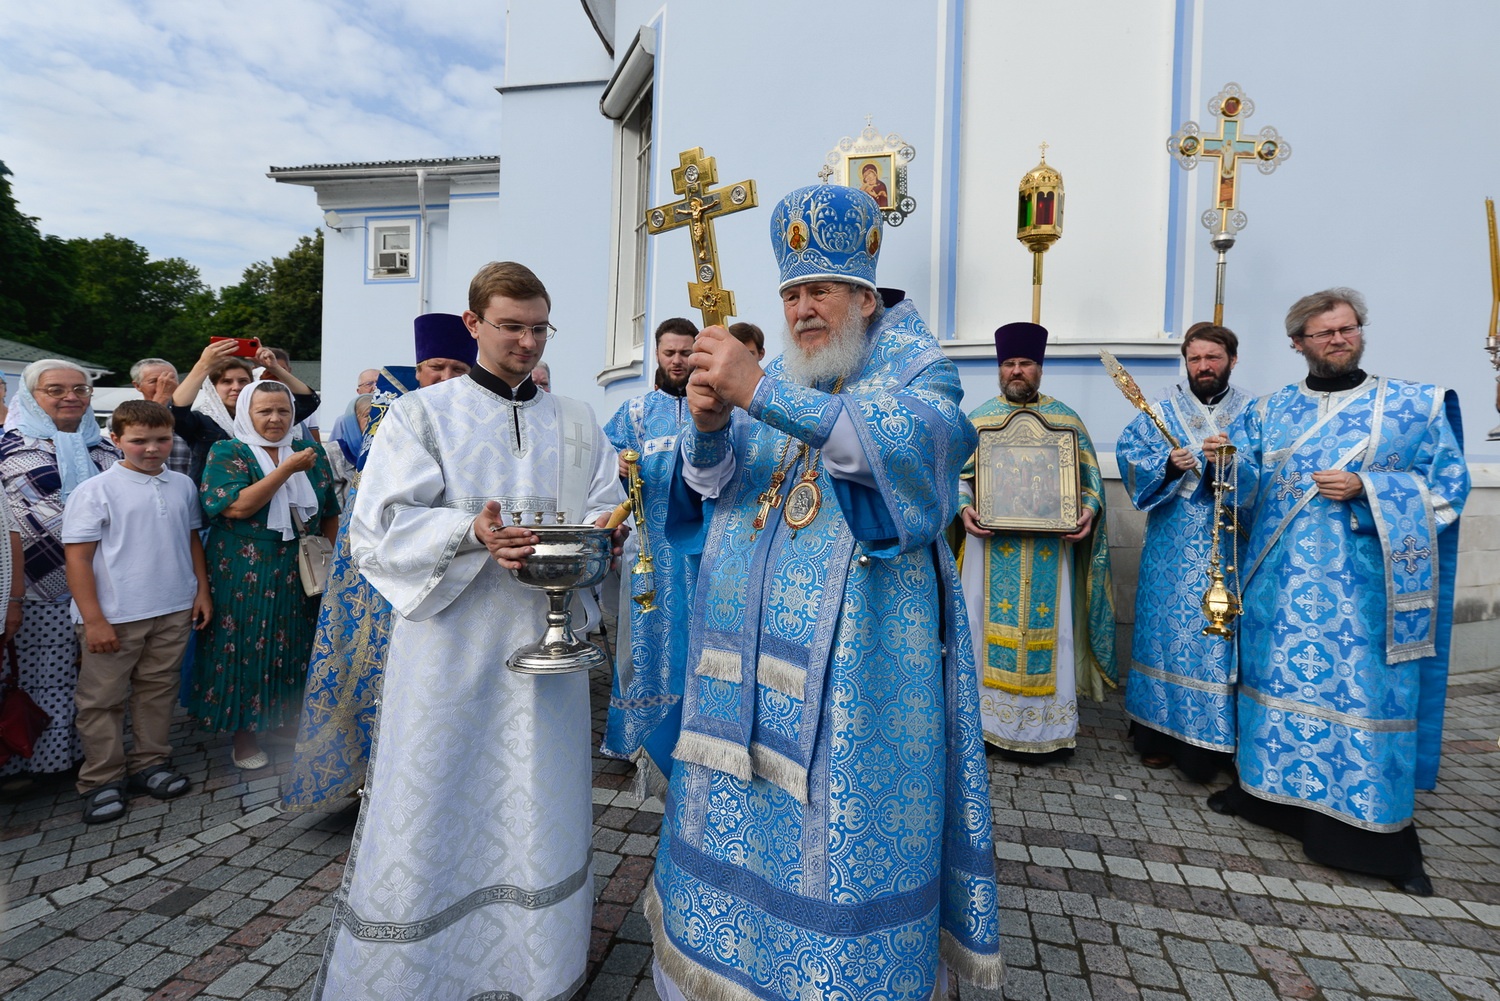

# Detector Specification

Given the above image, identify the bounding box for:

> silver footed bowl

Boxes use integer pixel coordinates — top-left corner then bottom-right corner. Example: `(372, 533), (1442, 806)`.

(510, 525), (613, 591)
(507, 525), (613, 676)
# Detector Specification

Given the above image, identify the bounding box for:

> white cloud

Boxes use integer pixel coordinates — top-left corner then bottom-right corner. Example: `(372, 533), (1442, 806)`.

(0, 0), (503, 288)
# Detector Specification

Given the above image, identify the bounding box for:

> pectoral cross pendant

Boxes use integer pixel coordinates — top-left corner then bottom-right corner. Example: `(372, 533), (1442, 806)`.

(753, 472), (787, 532)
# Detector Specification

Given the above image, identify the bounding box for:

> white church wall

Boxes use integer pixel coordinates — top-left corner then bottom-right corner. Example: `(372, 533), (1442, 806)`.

(1183, 0), (1500, 459)
(493, 1), (614, 404)
(595, 0), (948, 419)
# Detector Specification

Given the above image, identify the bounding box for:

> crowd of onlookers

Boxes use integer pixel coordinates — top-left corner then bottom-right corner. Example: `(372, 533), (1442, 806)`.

(0, 344), (342, 824)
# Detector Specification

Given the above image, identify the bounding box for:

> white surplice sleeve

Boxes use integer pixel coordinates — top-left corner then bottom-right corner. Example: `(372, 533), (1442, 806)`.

(349, 396), (491, 621)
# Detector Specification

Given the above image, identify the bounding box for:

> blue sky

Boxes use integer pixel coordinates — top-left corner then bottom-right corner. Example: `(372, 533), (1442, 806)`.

(0, 0), (504, 288)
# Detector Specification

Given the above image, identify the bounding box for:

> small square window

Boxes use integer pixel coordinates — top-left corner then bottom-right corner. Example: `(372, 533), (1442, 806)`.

(370, 222), (415, 278)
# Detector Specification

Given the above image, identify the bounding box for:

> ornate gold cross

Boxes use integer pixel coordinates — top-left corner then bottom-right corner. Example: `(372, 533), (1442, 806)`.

(1167, 83), (1291, 324)
(645, 148), (758, 327)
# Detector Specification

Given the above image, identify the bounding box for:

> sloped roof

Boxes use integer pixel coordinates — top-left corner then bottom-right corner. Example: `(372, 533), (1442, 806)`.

(0, 336), (112, 375)
(268, 156), (498, 182)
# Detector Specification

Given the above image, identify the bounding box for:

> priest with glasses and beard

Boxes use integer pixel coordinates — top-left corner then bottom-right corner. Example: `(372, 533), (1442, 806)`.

(615, 184), (1004, 1001)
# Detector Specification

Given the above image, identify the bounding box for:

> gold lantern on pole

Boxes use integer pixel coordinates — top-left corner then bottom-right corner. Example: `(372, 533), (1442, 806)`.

(1017, 143), (1063, 324)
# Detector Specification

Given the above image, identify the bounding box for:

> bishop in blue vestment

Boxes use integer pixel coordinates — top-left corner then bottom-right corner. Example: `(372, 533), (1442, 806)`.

(1208, 289), (1469, 896)
(625, 185), (1003, 1001)
(1117, 324), (1252, 780)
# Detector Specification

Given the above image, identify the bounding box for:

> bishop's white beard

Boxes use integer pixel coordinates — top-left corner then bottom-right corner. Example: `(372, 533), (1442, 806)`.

(780, 298), (870, 387)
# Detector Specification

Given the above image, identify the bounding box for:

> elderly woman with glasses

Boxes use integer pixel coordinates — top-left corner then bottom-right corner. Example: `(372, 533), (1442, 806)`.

(0, 360), (121, 783)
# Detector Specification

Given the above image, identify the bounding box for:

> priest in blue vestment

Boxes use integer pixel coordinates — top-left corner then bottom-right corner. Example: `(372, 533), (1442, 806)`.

(281, 315), (475, 812)
(601, 316), (699, 790)
(625, 184), (1003, 1001)
(1206, 288), (1469, 896)
(1117, 324), (1252, 781)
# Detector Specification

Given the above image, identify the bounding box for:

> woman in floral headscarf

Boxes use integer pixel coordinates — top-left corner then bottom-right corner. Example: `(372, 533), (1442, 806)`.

(0, 360), (120, 781)
(190, 380), (338, 771)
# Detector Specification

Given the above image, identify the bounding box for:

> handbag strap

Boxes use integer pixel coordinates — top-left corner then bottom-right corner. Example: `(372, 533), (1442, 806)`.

(290, 507), (310, 538)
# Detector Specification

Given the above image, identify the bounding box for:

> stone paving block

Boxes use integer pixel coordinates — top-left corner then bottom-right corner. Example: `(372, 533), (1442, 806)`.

(995, 840), (1029, 862)
(57, 936), (128, 973)
(1347, 961), (1414, 995)
(1087, 974), (1145, 1001)
(99, 942), (167, 977)
(1394, 967), (1460, 1001)
(1038, 943), (1082, 976)
(201, 960), (271, 998)
(1462, 900), (1500, 926)
(125, 950), (193, 989)
(98, 987), (151, 1001)
(1127, 953), (1179, 990)
(0, 895), (55, 931)
(1179, 969), (1232, 1001)
(1161, 937), (1212, 971)
(1223, 974), (1282, 1001)
(998, 966), (1042, 1000)
(586, 973), (636, 1001)
(261, 953), (321, 989)
(1200, 940), (1255, 974)
(41, 971), (125, 1000)
(248, 931), (310, 968)
(1439, 974), (1500, 1001)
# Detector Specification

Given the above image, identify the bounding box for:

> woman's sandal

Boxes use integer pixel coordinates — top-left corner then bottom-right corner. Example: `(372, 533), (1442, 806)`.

(127, 764), (191, 800)
(81, 783), (127, 824)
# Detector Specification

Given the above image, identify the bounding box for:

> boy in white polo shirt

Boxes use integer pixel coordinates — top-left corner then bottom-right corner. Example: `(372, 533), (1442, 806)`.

(63, 401), (212, 824)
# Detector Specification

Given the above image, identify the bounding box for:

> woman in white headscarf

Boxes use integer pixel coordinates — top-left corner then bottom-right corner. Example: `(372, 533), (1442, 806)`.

(190, 380), (338, 770)
(0, 360), (120, 781)
(170, 341), (321, 485)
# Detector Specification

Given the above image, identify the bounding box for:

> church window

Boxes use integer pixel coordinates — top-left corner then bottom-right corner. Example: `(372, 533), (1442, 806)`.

(369, 220), (416, 279)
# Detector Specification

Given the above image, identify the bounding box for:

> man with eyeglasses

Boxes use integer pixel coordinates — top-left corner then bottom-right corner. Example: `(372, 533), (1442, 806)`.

(599, 316), (699, 793)
(619, 186), (1002, 1001)
(1202, 287), (1470, 896)
(1117, 323), (1253, 781)
(321, 263), (625, 1001)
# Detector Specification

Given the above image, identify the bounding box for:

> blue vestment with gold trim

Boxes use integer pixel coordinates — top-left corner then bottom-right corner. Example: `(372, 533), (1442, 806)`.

(1119, 385), (1251, 754)
(282, 367), (415, 811)
(645, 300), (1003, 1001)
(602, 389), (694, 786)
(1230, 376), (1468, 831)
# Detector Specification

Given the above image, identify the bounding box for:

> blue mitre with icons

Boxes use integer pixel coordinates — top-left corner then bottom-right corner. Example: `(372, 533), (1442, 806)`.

(770, 184), (883, 292)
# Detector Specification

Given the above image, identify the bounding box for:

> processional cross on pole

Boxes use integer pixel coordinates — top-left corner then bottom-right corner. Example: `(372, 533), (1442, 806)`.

(645, 148), (758, 327)
(1168, 83), (1291, 325)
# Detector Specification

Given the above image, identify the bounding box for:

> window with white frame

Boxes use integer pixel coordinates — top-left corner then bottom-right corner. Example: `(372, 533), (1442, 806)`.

(369, 220), (415, 279)
(603, 86), (652, 377)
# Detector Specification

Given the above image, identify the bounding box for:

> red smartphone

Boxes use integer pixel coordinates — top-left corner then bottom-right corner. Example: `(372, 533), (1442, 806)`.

(210, 336), (261, 358)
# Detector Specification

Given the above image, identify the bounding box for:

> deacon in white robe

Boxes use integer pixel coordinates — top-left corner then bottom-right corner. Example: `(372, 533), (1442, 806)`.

(316, 264), (625, 1001)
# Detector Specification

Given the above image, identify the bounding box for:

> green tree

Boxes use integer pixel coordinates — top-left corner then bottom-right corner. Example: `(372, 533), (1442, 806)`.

(55, 234), (210, 382)
(0, 160), (73, 346)
(211, 231), (323, 361)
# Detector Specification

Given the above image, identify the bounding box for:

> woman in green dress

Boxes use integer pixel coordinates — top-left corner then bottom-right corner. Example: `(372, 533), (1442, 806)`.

(192, 380), (339, 770)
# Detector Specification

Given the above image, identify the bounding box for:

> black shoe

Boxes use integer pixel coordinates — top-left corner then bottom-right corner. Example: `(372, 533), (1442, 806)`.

(1206, 789), (1236, 816)
(1390, 872), (1434, 897)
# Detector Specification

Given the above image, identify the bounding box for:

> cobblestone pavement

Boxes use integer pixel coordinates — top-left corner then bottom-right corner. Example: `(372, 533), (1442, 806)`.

(3, 666), (1498, 1001)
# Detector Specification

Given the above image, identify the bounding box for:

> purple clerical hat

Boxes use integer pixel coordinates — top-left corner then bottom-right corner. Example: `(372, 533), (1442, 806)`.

(993, 322), (1048, 364)
(414, 313), (478, 367)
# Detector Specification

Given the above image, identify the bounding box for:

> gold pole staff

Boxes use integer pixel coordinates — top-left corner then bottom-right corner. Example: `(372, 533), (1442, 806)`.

(1486, 197), (1499, 369)
(1098, 349), (1182, 449)
(1017, 144), (1063, 324)
(1167, 83), (1290, 325)
(645, 147), (758, 327)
